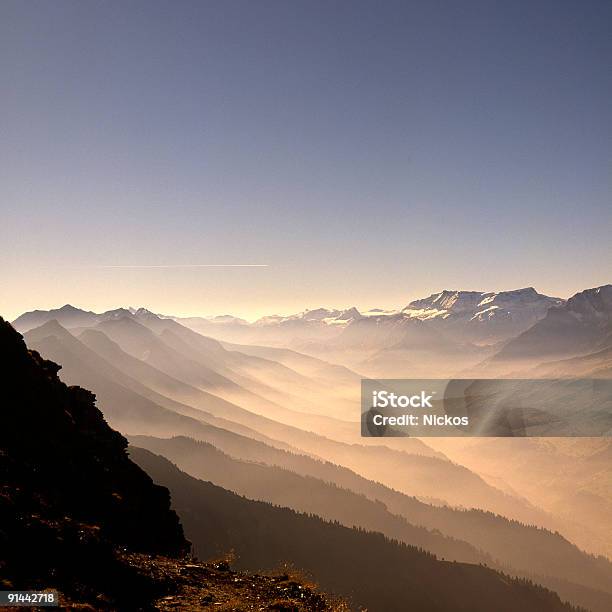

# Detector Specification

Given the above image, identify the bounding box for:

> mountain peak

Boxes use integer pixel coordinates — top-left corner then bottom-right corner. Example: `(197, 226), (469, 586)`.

(102, 307), (134, 319)
(58, 304), (84, 312)
(97, 314), (151, 331)
(490, 284), (612, 363)
(135, 307), (157, 316)
(406, 290), (485, 314)
(566, 284), (612, 319)
(395, 287), (564, 343)
(337, 306), (361, 319)
(34, 318), (69, 333)
(12, 305), (99, 333)
(498, 286), (537, 296)
(24, 319), (74, 345)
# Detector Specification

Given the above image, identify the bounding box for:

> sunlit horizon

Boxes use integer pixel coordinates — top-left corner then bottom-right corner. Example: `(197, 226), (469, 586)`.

(5, 280), (609, 325)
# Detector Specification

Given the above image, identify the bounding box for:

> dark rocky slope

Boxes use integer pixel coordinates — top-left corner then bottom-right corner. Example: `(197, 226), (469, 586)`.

(0, 316), (187, 607)
(0, 318), (337, 610)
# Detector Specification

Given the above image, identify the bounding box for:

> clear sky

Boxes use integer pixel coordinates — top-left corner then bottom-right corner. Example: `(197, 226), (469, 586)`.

(1, 0), (611, 320)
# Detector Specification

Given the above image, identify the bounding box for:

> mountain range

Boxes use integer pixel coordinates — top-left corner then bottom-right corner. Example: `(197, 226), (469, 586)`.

(166, 285), (611, 378)
(483, 285), (612, 373)
(129, 433), (612, 611)
(131, 446), (579, 612)
(6, 282), (612, 610)
(167, 286), (561, 345)
(2, 314), (589, 611)
(14, 286), (610, 369)
(22, 318), (550, 524)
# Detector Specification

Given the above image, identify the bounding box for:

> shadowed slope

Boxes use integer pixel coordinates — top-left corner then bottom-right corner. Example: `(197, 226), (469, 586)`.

(26, 321), (543, 525)
(130, 434), (490, 564)
(132, 434), (612, 612)
(0, 317), (188, 606)
(131, 447), (578, 612)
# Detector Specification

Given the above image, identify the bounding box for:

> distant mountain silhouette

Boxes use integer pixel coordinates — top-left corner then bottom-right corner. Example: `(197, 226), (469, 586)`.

(25, 320), (544, 523)
(102, 310), (361, 420)
(402, 288), (562, 343)
(171, 287), (561, 348)
(488, 285), (612, 367)
(78, 326), (361, 446)
(11, 304), (101, 332)
(531, 346), (612, 378)
(95, 316), (240, 389)
(131, 434), (612, 612)
(130, 435), (490, 564)
(337, 314), (453, 350)
(218, 339), (360, 386)
(12, 288), (600, 370)
(14, 305), (362, 419)
(431, 435), (612, 563)
(131, 447), (578, 612)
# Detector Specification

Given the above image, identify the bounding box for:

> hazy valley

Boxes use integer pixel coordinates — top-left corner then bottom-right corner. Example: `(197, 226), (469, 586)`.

(4, 283), (611, 610)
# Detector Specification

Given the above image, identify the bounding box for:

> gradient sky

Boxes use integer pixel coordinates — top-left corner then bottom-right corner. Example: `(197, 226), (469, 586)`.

(1, 0), (611, 321)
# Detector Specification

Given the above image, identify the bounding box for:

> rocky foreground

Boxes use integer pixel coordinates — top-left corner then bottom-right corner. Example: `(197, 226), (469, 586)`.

(42, 554), (345, 611)
(123, 554), (345, 611)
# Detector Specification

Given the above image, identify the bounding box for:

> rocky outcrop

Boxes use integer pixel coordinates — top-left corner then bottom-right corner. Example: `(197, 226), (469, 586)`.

(0, 316), (188, 607)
